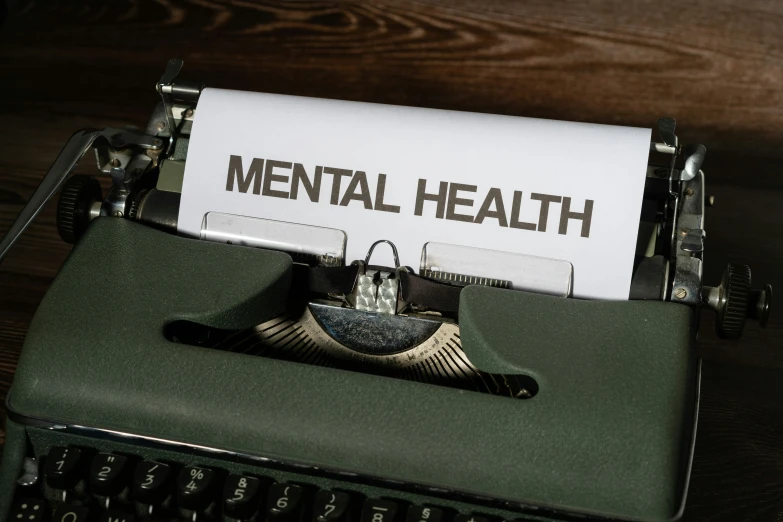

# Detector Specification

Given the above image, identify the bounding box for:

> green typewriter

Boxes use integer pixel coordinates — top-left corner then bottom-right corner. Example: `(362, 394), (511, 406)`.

(0, 60), (772, 522)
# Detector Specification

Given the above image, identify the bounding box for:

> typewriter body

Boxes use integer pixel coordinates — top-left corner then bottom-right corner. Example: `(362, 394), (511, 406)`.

(0, 60), (772, 522)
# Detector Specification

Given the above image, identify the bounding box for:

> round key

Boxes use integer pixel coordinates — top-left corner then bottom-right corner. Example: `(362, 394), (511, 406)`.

(133, 461), (172, 504)
(177, 466), (216, 511)
(45, 446), (84, 490)
(223, 474), (264, 519)
(454, 515), (490, 522)
(97, 511), (135, 522)
(11, 499), (49, 522)
(406, 506), (444, 522)
(267, 483), (306, 522)
(90, 453), (129, 496)
(360, 499), (399, 522)
(314, 490), (352, 522)
(53, 504), (90, 522)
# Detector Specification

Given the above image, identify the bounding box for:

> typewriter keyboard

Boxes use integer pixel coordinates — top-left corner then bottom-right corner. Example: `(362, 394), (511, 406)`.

(9, 438), (538, 522)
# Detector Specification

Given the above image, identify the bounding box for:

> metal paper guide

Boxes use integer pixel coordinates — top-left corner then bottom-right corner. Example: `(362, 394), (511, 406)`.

(178, 88), (651, 299)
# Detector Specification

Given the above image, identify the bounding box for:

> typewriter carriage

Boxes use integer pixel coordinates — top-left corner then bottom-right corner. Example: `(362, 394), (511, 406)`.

(0, 59), (770, 343)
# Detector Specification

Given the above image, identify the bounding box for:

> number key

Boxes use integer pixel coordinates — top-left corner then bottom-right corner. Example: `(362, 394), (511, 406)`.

(267, 483), (306, 522)
(223, 474), (267, 519)
(406, 507), (444, 522)
(314, 490), (352, 522)
(177, 466), (216, 511)
(133, 461), (172, 504)
(360, 499), (399, 522)
(90, 453), (129, 496)
(45, 446), (84, 490)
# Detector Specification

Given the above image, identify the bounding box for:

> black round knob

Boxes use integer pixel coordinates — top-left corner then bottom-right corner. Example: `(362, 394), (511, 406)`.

(57, 175), (102, 244)
(716, 263), (751, 339)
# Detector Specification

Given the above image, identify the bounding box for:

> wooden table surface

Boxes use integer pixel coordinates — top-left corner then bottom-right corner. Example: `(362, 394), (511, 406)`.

(1, 1), (782, 519)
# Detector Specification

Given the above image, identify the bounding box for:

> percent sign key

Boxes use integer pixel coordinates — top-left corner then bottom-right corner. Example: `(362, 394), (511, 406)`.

(178, 466), (217, 510)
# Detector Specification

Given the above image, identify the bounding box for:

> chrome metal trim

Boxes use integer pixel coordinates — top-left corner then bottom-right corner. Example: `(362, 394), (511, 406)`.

(670, 170), (705, 306)
(671, 360), (703, 521)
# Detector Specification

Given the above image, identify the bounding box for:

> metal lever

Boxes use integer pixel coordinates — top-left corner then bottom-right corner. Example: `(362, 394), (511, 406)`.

(157, 58), (183, 150)
(657, 117), (678, 148)
(0, 128), (162, 263)
(156, 58), (203, 153)
(656, 117), (681, 202)
(681, 228), (705, 253)
(681, 144), (706, 181)
(157, 58), (183, 89)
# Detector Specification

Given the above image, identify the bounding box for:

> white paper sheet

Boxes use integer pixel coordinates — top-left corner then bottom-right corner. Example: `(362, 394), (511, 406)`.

(179, 88), (651, 300)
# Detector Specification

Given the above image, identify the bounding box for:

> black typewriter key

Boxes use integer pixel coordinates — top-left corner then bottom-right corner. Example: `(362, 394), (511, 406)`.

(133, 461), (172, 504)
(223, 474), (266, 519)
(360, 499), (399, 522)
(313, 490), (352, 522)
(406, 507), (444, 522)
(44, 446), (84, 490)
(267, 483), (306, 522)
(454, 515), (489, 522)
(177, 466), (216, 510)
(90, 453), (130, 496)
(52, 505), (90, 522)
(97, 511), (135, 522)
(10, 499), (49, 522)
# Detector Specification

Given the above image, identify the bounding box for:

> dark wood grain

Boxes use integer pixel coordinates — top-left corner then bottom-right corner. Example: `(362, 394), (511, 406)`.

(0, 1), (782, 519)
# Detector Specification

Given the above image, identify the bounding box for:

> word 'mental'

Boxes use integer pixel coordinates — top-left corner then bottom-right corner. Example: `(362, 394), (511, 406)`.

(225, 155), (594, 238)
(225, 155), (400, 213)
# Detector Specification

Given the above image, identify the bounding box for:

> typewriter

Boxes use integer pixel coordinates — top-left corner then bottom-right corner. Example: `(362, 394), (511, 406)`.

(0, 59), (772, 522)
